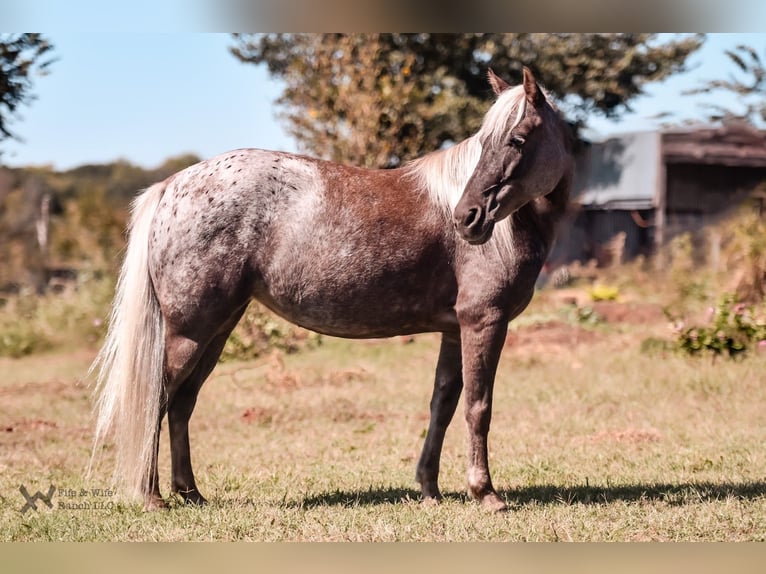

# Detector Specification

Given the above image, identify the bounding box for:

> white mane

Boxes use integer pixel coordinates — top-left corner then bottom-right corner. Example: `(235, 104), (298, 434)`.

(405, 84), (528, 213)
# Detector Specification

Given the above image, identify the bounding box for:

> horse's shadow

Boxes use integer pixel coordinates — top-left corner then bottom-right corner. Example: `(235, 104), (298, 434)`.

(289, 481), (766, 510)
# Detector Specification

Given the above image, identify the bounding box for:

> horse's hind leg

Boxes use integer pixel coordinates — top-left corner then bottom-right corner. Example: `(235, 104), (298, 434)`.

(415, 333), (463, 502)
(164, 306), (247, 505)
(142, 411), (167, 510)
(165, 333), (225, 504)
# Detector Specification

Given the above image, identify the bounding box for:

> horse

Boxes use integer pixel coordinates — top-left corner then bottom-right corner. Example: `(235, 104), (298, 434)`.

(90, 67), (574, 512)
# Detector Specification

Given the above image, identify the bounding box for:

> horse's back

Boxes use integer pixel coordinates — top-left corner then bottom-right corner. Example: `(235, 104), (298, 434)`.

(147, 149), (460, 338)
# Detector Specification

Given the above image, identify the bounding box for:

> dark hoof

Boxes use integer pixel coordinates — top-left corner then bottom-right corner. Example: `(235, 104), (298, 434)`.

(176, 489), (208, 506)
(417, 474), (442, 502)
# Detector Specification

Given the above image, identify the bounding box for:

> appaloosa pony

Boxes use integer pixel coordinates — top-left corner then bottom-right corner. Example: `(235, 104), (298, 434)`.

(91, 67), (574, 512)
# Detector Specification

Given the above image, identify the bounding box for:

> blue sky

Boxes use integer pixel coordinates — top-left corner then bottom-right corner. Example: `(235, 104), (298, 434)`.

(2, 33), (293, 169)
(3, 33), (765, 170)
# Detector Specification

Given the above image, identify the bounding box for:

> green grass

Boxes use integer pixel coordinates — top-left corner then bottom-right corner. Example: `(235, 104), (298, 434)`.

(2, 326), (766, 541)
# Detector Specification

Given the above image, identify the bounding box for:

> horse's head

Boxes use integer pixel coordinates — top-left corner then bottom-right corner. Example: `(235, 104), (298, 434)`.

(453, 67), (573, 245)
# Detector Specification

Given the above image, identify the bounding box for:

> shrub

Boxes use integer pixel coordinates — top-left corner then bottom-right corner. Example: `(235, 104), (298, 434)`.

(0, 319), (51, 358)
(220, 303), (322, 362)
(0, 274), (112, 358)
(721, 203), (766, 302)
(0, 279), (321, 361)
(670, 294), (766, 359)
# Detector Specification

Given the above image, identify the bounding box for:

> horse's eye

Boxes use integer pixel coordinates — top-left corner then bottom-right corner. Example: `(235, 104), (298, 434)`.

(509, 135), (526, 149)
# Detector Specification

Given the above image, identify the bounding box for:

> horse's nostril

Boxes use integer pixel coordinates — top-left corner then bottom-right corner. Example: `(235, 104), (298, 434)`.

(464, 207), (481, 229)
(464, 207), (479, 227)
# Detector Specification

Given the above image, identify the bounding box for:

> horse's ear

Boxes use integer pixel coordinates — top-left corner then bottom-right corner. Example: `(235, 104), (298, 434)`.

(522, 66), (545, 107)
(487, 68), (511, 96)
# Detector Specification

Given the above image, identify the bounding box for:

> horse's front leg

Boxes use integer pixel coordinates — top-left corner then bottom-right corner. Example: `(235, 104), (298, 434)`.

(416, 333), (463, 502)
(459, 313), (508, 512)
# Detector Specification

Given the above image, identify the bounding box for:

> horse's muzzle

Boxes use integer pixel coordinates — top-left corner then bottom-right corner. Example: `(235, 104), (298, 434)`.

(454, 205), (495, 245)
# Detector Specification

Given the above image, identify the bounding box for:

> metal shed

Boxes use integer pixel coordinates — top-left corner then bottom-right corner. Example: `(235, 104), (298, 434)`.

(554, 124), (766, 266)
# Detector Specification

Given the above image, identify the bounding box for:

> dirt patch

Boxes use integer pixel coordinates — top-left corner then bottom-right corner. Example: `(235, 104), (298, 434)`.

(240, 400), (389, 426)
(505, 321), (602, 354)
(241, 406), (277, 425)
(591, 301), (666, 325)
(579, 427), (662, 445)
(222, 351), (375, 393)
(504, 300), (668, 356)
(3, 419), (58, 433)
(0, 378), (86, 398)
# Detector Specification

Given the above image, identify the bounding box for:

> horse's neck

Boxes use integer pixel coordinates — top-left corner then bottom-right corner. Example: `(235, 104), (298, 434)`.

(538, 171), (570, 216)
(520, 171), (571, 252)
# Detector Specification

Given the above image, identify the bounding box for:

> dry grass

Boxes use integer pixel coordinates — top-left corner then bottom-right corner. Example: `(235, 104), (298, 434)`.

(2, 310), (766, 541)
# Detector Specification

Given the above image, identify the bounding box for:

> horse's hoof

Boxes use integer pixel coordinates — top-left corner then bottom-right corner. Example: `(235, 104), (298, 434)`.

(177, 490), (208, 506)
(421, 495), (442, 507)
(143, 496), (169, 511)
(417, 475), (442, 500)
(479, 492), (508, 512)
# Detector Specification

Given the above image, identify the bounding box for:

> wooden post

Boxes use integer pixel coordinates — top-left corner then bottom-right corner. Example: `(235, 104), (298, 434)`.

(654, 132), (667, 271)
(36, 193), (51, 261)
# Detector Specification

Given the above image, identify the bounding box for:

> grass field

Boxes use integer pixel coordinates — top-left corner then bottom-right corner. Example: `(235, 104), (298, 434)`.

(2, 299), (766, 541)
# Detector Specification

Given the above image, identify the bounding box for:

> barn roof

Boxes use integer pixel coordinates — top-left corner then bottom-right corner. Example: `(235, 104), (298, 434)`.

(572, 124), (766, 210)
(662, 123), (766, 167)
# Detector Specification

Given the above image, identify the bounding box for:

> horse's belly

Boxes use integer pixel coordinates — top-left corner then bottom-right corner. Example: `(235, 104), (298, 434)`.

(255, 268), (457, 338)
(272, 307), (446, 339)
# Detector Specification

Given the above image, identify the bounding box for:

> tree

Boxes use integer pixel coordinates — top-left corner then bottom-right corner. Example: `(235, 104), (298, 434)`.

(0, 34), (55, 147)
(685, 43), (766, 126)
(231, 33), (703, 167)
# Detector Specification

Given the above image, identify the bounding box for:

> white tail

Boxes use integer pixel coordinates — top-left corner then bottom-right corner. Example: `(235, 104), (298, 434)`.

(89, 182), (166, 499)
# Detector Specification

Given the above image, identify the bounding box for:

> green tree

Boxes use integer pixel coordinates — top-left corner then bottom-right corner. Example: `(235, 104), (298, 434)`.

(685, 43), (766, 126)
(231, 33), (703, 167)
(0, 34), (55, 147)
